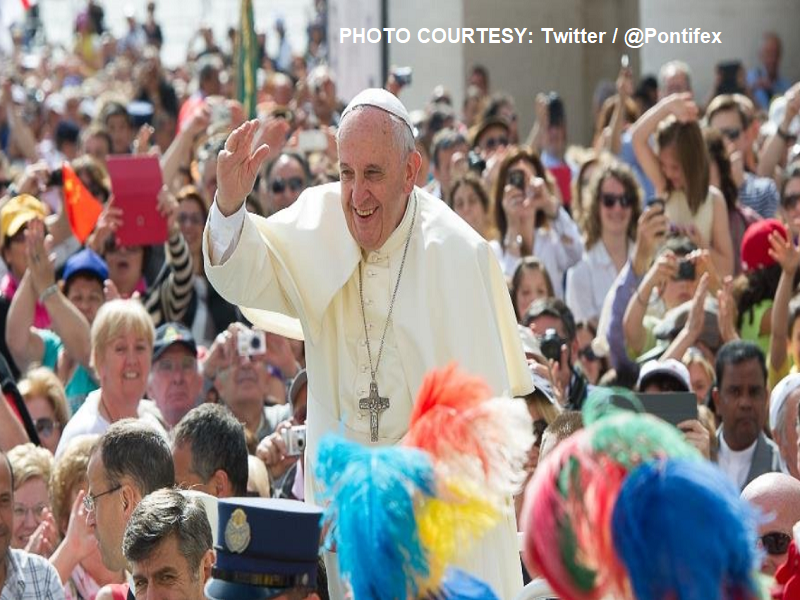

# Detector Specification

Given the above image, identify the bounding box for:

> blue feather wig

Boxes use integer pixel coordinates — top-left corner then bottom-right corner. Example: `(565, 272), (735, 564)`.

(611, 459), (761, 600)
(315, 435), (437, 600)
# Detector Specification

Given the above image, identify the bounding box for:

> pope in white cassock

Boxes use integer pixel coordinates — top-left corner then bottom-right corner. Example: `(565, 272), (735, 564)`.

(203, 89), (532, 598)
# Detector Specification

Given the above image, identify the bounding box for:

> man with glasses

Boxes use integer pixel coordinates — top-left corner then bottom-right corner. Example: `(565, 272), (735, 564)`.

(741, 472), (800, 576)
(146, 323), (202, 428)
(470, 117), (510, 162)
(85, 419), (174, 598)
(0, 450), (62, 599)
(707, 94), (779, 218)
(262, 152), (310, 216)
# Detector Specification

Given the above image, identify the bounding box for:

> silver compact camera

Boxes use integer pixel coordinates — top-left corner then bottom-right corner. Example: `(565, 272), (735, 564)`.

(281, 425), (307, 457)
(237, 330), (267, 357)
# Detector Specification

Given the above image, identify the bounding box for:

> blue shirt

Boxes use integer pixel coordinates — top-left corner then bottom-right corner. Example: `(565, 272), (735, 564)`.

(39, 329), (99, 415)
(747, 66), (790, 111)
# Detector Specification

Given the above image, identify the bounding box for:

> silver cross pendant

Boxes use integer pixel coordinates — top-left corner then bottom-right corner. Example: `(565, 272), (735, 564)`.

(359, 380), (389, 443)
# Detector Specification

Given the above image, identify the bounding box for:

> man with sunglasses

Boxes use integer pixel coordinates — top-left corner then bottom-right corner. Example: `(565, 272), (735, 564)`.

(741, 473), (800, 576)
(85, 420), (174, 599)
(707, 94), (779, 219)
(262, 152), (310, 216)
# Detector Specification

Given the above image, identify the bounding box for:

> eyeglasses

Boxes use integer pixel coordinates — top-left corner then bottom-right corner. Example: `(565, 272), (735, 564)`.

(154, 356), (198, 373)
(600, 193), (633, 209)
(481, 136), (508, 151)
(759, 531), (792, 555)
(177, 213), (205, 227)
(13, 502), (48, 520)
(719, 127), (742, 141)
(83, 484), (123, 512)
(271, 177), (304, 195)
(782, 193), (800, 209)
(34, 417), (60, 438)
(578, 346), (600, 362)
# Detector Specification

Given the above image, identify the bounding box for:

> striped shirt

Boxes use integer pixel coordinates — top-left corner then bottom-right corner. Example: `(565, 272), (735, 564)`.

(1, 549), (64, 600)
(142, 230), (194, 327)
(739, 172), (779, 219)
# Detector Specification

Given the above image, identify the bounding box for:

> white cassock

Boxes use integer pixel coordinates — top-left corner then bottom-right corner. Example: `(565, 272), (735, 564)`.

(204, 183), (532, 599)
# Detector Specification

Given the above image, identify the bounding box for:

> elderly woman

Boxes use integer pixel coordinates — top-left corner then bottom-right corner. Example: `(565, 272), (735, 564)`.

(7, 443), (58, 556)
(19, 367), (70, 455)
(55, 299), (162, 457)
(49, 435), (126, 599)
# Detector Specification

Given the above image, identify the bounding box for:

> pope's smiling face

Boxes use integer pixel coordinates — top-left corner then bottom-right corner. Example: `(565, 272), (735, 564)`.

(338, 107), (421, 252)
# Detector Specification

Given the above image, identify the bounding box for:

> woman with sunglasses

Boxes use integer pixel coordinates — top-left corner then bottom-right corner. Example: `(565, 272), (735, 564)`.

(490, 146), (583, 298)
(19, 367), (69, 455)
(566, 161), (642, 324)
(779, 164), (800, 238)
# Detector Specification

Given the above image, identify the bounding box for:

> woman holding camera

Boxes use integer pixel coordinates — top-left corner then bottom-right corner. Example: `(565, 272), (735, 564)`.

(490, 147), (583, 298)
(566, 161), (642, 324)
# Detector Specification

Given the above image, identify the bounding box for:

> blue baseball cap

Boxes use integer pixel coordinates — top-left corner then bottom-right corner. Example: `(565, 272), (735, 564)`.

(62, 249), (108, 286)
(205, 498), (322, 600)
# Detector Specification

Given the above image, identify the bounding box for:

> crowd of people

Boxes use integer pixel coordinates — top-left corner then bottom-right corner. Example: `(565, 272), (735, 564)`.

(1, 0), (800, 597)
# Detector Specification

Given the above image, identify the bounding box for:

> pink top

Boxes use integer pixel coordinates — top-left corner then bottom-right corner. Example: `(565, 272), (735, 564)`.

(0, 274), (51, 329)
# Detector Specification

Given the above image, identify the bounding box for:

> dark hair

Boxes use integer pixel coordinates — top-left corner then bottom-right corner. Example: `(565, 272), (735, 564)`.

(656, 118), (710, 215)
(123, 488), (212, 576)
(71, 154), (112, 203)
(782, 164), (800, 203)
(714, 340), (766, 390)
(703, 127), (738, 211)
(481, 92), (515, 123)
(582, 161), (642, 249)
(96, 419), (174, 495)
(172, 404), (248, 496)
(523, 297), (576, 342)
(80, 125), (113, 157)
(510, 256), (555, 320)
(264, 151), (312, 185)
(447, 172), (490, 212)
(493, 146), (552, 242)
(733, 264), (794, 331)
(595, 94), (640, 139)
(540, 410), (583, 460)
(99, 101), (132, 128)
(431, 129), (467, 170)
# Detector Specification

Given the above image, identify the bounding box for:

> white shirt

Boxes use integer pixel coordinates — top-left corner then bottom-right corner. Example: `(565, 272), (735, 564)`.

(489, 207), (583, 298)
(717, 432), (757, 490)
(566, 241), (632, 324)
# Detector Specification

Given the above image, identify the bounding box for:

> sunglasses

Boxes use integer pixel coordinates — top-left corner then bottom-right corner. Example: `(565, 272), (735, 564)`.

(600, 193), (633, 209)
(759, 531), (792, 556)
(271, 177), (304, 195)
(177, 213), (205, 227)
(578, 346), (600, 362)
(482, 136), (508, 151)
(720, 127), (742, 141)
(782, 193), (800, 209)
(34, 417), (59, 438)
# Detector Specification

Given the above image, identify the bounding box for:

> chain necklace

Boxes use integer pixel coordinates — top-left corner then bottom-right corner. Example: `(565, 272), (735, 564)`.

(357, 194), (417, 442)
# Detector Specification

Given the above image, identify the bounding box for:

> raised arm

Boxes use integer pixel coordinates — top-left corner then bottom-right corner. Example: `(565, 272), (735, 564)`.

(630, 93), (698, 196)
(160, 104), (210, 191)
(757, 83), (800, 180)
(5, 272), (45, 372)
(624, 251), (678, 358)
(768, 229), (800, 374)
(708, 189), (734, 278)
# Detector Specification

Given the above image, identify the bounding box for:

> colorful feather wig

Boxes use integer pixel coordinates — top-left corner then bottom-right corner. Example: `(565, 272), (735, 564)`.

(521, 389), (765, 600)
(315, 364), (532, 599)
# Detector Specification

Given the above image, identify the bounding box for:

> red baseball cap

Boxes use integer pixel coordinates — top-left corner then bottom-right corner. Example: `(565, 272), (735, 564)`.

(741, 219), (787, 272)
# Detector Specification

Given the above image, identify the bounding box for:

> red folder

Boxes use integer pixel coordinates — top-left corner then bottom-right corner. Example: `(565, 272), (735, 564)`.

(106, 155), (167, 247)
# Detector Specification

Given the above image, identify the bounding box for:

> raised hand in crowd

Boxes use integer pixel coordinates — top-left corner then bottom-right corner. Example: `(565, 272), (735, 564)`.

(758, 81), (800, 179)
(132, 123), (155, 155)
(216, 119), (273, 214)
(86, 196), (122, 255)
(156, 185), (180, 234)
(717, 276), (739, 345)
(256, 420), (299, 481)
(631, 203), (669, 277)
(768, 228), (800, 377)
(624, 250), (678, 357)
(23, 507), (59, 558)
(662, 272), (710, 361)
(50, 490), (98, 584)
(678, 418), (712, 461)
(23, 218), (56, 297)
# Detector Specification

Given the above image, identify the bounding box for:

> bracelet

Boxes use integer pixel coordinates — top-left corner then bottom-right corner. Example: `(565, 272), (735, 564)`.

(38, 284), (59, 303)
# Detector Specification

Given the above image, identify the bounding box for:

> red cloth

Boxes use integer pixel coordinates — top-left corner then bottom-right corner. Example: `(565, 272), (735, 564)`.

(63, 163), (103, 244)
(773, 541), (800, 599)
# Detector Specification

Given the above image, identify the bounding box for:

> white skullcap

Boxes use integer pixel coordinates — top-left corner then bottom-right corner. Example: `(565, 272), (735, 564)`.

(769, 373), (800, 433)
(340, 88), (413, 133)
(636, 359), (691, 392)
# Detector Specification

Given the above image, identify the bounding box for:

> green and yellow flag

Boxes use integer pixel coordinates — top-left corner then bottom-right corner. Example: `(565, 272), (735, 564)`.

(236, 0), (259, 119)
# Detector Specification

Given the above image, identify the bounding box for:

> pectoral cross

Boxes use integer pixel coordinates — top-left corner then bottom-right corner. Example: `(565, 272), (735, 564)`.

(359, 380), (389, 443)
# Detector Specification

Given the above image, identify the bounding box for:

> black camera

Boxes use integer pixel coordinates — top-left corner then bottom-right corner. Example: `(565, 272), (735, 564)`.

(539, 328), (564, 363)
(675, 260), (696, 282)
(546, 92), (564, 127)
(467, 150), (486, 174)
(47, 168), (63, 188)
(508, 169), (526, 191)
